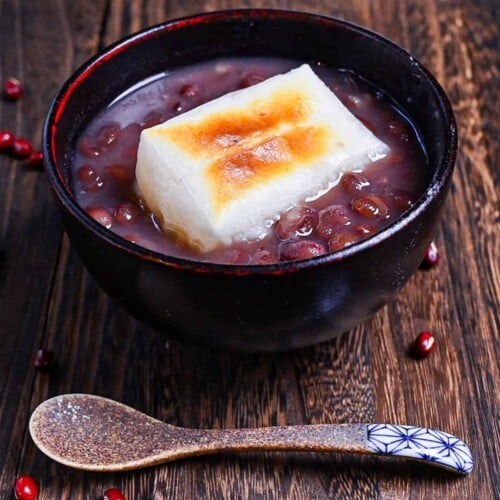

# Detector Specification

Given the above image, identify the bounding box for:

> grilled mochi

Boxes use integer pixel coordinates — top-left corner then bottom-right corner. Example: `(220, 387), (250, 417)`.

(135, 64), (390, 252)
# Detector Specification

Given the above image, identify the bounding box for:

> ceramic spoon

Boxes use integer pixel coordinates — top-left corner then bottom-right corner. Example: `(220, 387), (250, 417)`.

(29, 394), (473, 474)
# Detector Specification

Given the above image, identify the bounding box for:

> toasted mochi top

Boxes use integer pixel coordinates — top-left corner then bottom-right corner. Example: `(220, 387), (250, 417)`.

(136, 64), (389, 251)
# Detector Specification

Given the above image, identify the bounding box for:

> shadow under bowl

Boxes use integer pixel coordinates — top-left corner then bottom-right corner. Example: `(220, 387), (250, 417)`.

(43, 9), (457, 352)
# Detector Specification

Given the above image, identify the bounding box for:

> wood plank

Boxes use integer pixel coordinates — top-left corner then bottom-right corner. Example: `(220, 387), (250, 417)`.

(0, 0), (69, 491)
(0, 0), (498, 498)
(433, 3), (499, 497)
(0, 0), (112, 497)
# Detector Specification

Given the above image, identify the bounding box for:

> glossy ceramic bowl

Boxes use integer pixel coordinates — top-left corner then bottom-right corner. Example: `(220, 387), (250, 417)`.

(43, 9), (457, 351)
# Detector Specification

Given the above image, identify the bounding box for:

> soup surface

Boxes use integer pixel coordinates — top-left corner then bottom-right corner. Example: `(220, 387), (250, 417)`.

(72, 57), (427, 264)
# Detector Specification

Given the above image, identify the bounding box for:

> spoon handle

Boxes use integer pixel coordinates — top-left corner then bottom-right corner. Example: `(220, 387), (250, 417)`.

(198, 423), (473, 474)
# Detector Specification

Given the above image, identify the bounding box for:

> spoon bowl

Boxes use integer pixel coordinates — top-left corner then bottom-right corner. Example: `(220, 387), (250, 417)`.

(29, 394), (473, 474)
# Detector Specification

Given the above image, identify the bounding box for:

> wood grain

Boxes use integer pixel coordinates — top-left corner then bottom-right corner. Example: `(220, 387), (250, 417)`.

(0, 0), (498, 498)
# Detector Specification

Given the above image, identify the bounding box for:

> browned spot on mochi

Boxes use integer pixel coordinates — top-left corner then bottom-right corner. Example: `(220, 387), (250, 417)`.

(206, 125), (331, 214)
(150, 87), (335, 215)
(155, 88), (313, 157)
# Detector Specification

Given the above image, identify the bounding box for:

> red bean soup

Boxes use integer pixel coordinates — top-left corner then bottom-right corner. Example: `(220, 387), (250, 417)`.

(72, 57), (428, 265)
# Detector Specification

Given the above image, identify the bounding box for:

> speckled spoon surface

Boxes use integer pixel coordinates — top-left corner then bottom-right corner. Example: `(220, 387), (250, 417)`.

(29, 394), (473, 474)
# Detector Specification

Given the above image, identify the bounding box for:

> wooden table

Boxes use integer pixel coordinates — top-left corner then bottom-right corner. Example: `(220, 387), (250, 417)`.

(0, 1), (498, 498)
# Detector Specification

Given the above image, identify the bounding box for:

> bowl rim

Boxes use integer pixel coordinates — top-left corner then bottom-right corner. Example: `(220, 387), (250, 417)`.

(43, 8), (457, 277)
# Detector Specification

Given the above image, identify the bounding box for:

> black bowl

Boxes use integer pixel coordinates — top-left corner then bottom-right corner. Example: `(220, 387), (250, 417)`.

(43, 10), (457, 351)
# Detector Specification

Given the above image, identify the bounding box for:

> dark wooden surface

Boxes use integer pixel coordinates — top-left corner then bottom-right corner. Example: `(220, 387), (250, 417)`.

(0, 1), (498, 498)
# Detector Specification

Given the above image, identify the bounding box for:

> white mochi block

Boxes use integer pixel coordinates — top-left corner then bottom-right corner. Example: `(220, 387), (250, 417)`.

(136, 64), (389, 251)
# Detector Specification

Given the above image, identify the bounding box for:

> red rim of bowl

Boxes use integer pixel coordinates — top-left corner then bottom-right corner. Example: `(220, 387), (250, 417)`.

(43, 8), (457, 276)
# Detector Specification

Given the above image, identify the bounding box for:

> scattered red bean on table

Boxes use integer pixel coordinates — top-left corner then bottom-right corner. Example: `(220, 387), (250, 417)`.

(104, 487), (126, 500)
(12, 137), (33, 159)
(420, 241), (440, 270)
(33, 349), (55, 371)
(412, 331), (436, 358)
(3, 77), (24, 101)
(14, 475), (38, 500)
(0, 129), (15, 151)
